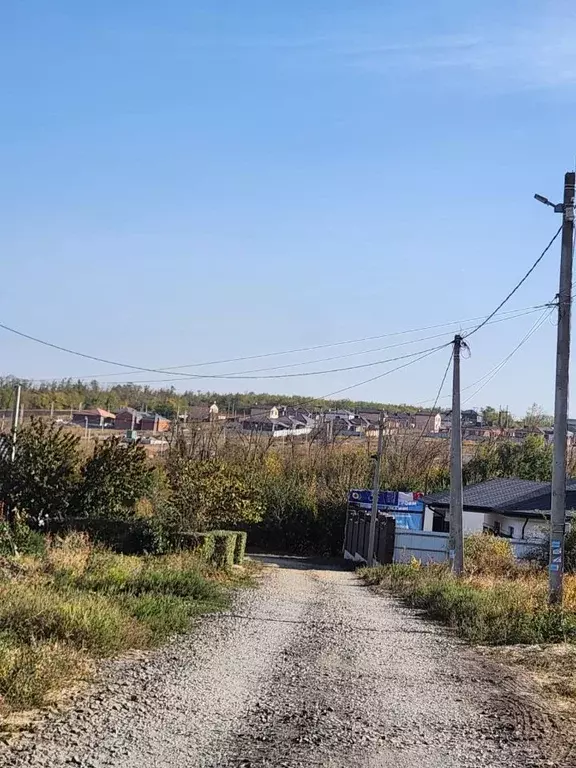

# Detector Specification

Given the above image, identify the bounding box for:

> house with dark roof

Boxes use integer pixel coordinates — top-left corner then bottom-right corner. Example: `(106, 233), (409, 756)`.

(115, 408), (171, 433)
(424, 477), (576, 541)
(241, 407), (314, 437)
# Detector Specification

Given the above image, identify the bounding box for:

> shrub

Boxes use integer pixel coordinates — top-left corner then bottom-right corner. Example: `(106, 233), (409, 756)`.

(173, 532), (216, 561)
(166, 455), (263, 531)
(74, 438), (153, 519)
(0, 419), (81, 526)
(0, 521), (45, 557)
(233, 531), (248, 564)
(464, 533), (516, 576)
(212, 531), (238, 569)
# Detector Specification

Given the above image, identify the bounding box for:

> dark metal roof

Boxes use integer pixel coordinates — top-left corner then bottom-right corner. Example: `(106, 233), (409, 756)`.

(424, 477), (576, 513)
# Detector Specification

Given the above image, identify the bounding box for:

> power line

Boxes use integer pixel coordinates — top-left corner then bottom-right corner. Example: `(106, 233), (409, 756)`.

(318, 345), (445, 400)
(31, 305), (547, 386)
(404, 347), (454, 456)
(463, 226), (561, 340)
(416, 307), (554, 407)
(0, 303), (549, 383)
(462, 308), (554, 405)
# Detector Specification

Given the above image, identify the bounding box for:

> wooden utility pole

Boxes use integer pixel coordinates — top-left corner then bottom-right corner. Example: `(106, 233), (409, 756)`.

(366, 411), (385, 566)
(449, 336), (464, 574)
(549, 171), (575, 604)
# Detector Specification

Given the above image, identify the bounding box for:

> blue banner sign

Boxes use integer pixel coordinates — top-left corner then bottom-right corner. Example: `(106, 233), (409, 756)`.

(348, 489), (425, 530)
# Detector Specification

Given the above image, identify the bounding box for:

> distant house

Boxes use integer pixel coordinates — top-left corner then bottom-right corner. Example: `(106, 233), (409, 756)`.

(188, 403), (225, 422)
(413, 412), (441, 433)
(356, 410), (383, 426)
(441, 410), (482, 432)
(462, 409), (482, 427)
(424, 477), (576, 544)
(384, 413), (414, 433)
(241, 406), (314, 437)
(115, 408), (171, 433)
(71, 408), (115, 429)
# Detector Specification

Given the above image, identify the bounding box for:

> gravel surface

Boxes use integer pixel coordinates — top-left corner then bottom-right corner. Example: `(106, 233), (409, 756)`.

(1, 556), (574, 767)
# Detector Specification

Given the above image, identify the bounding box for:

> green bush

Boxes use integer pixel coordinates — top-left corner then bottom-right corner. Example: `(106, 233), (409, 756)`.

(0, 521), (45, 557)
(464, 533), (516, 576)
(74, 438), (153, 519)
(233, 531), (247, 564)
(174, 532), (216, 561)
(212, 531), (238, 569)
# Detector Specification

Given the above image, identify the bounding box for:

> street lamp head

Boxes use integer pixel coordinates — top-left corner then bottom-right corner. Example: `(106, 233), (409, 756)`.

(534, 193), (555, 207)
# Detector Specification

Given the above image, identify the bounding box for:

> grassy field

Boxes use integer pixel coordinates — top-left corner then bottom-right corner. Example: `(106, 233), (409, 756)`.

(0, 533), (253, 717)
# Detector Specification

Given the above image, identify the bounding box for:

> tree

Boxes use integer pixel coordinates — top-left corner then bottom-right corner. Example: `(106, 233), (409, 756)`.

(481, 406), (500, 427)
(74, 437), (153, 519)
(464, 435), (552, 484)
(524, 402), (553, 428)
(0, 419), (81, 526)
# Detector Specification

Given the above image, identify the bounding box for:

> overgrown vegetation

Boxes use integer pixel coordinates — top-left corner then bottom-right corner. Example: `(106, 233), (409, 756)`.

(0, 533), (249, 715)
(361, 535), (576, 646)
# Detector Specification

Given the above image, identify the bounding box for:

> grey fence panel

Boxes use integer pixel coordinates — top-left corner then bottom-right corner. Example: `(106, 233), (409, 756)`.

(394, 531), (449, 564)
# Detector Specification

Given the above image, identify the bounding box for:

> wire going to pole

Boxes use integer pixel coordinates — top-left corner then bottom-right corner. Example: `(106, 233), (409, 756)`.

(463, 226), (561, 340)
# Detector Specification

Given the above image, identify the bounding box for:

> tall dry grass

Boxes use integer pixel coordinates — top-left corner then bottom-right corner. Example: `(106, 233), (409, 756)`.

(0, 533), (237, 715)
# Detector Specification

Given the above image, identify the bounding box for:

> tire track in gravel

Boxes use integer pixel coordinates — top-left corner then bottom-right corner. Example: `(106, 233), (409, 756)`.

(1, 557), (572, 768)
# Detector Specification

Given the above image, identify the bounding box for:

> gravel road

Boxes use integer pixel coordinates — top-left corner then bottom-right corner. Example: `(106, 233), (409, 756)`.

(1, 556), (573, 767)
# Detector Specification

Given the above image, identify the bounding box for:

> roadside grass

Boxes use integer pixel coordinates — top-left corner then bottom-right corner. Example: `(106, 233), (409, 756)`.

(0, 533), (252, 716)
(360, 535), (576, 647)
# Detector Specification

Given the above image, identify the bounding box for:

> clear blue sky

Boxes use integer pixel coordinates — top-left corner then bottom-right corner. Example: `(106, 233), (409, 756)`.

(1, 0), (575, 415)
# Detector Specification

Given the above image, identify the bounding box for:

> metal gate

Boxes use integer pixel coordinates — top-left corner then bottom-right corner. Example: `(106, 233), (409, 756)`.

(343, 508), (396, 564)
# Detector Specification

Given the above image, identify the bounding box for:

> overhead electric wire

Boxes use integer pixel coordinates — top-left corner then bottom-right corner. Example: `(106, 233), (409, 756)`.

(463, 226), (561, 340)
(462, 308), (554, 405)
(406, 347), (454, 453)
(318, 345), (446, 400)
(31, 305), (547, 386)
(0, 303), (549, 383)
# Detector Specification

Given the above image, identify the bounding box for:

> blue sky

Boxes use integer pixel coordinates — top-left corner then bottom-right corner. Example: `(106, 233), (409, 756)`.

(1, 0), (575, 415)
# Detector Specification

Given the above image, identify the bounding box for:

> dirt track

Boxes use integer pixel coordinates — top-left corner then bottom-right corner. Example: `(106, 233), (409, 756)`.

(1, 556), (573, 767)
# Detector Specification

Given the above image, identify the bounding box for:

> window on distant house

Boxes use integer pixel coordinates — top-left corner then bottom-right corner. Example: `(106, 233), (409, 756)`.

(508, 526), (515, 538)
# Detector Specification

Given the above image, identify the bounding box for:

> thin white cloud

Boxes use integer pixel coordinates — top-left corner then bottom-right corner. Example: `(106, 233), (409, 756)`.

(336, 16), (576, 89)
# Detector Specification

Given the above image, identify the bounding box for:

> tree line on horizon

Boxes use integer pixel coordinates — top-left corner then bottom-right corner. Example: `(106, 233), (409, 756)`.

(0, 377), (553, 427)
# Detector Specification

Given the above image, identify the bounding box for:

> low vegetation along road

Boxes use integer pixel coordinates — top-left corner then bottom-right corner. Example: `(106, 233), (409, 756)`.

(1, 557), (572, 768)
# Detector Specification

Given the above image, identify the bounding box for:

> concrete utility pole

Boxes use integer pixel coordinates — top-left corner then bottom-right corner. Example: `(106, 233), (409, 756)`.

(10, 385), (21, 463)
(548, 171), (575, 605)
(449, 336), (464, 574)
(367, 411), (385, 566)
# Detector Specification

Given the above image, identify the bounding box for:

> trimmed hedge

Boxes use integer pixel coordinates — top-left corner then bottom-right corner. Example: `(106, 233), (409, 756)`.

(176, 532), (216, 561)
(45, 520), (249, 569)
(212, 531), (238, 569)
(233, 531), (247, 564)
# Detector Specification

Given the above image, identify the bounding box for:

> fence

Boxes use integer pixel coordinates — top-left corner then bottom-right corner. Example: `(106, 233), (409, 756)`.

(393, 530), (449, 564)
(343, 508), (396, 564)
